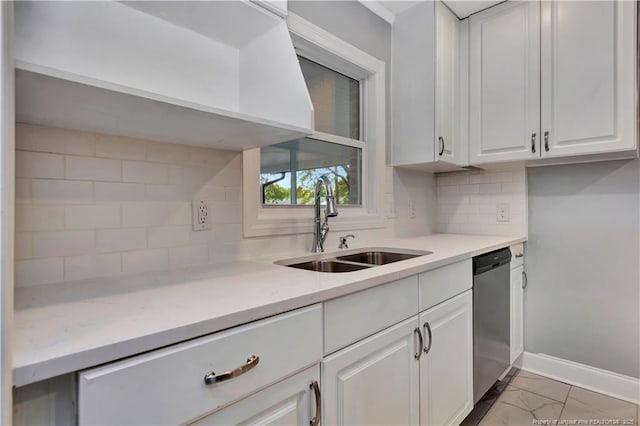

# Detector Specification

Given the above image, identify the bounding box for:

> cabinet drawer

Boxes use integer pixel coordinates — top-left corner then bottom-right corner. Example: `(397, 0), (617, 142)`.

(419, 259), (472, 311)
(78, 305), (322, 425)
(324, 275), (419, 354)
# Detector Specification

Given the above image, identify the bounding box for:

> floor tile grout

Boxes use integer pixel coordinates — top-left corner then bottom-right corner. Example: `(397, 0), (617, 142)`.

(557, 385), (573, 421)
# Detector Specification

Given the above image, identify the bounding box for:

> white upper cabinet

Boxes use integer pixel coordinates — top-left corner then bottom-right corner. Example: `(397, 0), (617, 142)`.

(14, 1), (312, 151)
(469, 0), (637, 165)
(469, 1), (540, 164)
(435, 2), (463, 165)
(392, 1), (466, 171)
(540, 1), (637, 158)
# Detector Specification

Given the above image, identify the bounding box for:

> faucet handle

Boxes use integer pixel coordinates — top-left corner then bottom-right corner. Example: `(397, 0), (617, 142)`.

(338, 234), (355, 249)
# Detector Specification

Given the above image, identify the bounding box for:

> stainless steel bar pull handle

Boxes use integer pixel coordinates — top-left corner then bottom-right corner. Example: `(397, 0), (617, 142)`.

(310, 380), (321, 426)
(544, 131), (550, 152)
(531, 133), (536, 153)
(414, 328), (424, 360)
(423, 322), (433, 354)
(204, 355), (259, 385)
(438, 136), (445, 156)
(522, 271), (528, 289)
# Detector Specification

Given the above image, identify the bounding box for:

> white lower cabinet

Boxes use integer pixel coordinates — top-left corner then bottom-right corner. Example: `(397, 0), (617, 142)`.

(419, 290), (474, 426)
(322, 316), (421, 426)
(190, 365), (319, 426)
(511, 264), (525, 364)
(78, 305), (322, 425)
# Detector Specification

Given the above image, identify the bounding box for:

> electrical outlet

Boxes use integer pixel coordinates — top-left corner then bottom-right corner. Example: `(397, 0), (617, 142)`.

(384, 194), (396, 218)
(496, 203), (510, 222)
(408, 200), (416, 219)
(192, 199), (212, 231)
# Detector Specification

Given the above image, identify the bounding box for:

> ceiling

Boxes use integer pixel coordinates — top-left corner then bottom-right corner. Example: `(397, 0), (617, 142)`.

(359, 1), (504, 22)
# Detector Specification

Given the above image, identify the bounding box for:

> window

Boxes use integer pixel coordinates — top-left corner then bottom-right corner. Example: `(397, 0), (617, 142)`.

(243, 12), (386, 237)
(260, 57), (363, 206)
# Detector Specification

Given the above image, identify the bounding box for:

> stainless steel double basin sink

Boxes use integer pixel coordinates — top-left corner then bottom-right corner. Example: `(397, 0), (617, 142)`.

(275, 248), (433, 273)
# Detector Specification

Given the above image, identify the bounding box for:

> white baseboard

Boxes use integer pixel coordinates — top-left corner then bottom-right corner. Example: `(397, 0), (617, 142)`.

(515, 352), (640, 405)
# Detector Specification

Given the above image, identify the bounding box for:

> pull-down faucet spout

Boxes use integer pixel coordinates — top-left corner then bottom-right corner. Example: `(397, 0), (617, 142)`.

(311, 175), (338, 253)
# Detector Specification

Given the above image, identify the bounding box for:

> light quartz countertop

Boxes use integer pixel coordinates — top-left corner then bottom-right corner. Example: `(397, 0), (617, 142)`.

(14, 233), (526, 387)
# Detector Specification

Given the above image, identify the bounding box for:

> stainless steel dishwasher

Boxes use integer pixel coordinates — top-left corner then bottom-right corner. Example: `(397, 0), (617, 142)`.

(472, 247), (512, 404)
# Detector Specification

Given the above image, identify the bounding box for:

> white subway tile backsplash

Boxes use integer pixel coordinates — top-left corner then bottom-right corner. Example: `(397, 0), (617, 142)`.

(16, 178), (31, 202)
(213, 224), (243, 243)
(16, 151), (64, 179)
(65, 205), (121, 230)
(33, 230), (95, 258)
(15, 232), (33, 260)
(169, 165), (182, 185)
(94, 182), (144, 202)
(65, 156), (121, 182)
(436, 167), (527, 237)
(16, 205), (65, 231)
(458, 184), (479, 195)
(16, 123), (95, 156)
(123, 161), (169, 184)
(96, 228), (146, 253)
(224, 187), (241, 203)
(147, 226), (190, 248)
(170, 245), (208, 268)
(95, 135), (146, 160)
(16, 123), (425, 287)
(146, 142), (189, 164)
(122, 203), (168, 228)
(145, 184), (184, 201)
(15, 257), (64, 287)
(32, 180), (93, 203)
(478, 183), (501, 194)
(168, 203), (191, 226)
(211, 203), (242, 224)
(122, 248), (168, 274)
(65, 253), (121, 281)
(501, 182), (526, 193)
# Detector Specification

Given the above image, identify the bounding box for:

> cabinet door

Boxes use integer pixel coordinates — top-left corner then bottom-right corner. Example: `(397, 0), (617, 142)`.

(323, 316), (420, 426)
(435, 1), (460, 164)
(540, 1), (636, 158)
(469, 1), (540, 164)
(510, 265), (524, 364)
(420, 290), (473, 426)
(190, 365), (319, 425)
(391, 2), (436, 166)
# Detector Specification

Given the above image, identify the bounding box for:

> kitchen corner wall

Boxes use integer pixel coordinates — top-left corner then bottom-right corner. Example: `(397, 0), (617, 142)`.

(435, 167), (528, 237)
(526, 159), (640, 379)
(14, 123), (437, 287)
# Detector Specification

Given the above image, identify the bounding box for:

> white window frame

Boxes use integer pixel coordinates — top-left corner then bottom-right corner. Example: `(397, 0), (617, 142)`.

(243, 12), (386, 237)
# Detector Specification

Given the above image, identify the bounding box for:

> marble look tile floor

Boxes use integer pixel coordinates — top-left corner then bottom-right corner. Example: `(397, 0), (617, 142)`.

(464, 369), (639, 426)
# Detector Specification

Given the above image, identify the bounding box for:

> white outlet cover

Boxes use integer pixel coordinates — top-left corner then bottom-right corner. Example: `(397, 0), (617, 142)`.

(496, 203), (510, 222)
(192, 199), (212, 231)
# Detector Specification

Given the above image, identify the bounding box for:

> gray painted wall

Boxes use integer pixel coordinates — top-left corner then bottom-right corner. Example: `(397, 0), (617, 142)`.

(526, 159), (640, 378)
(288, 1), (392, 157)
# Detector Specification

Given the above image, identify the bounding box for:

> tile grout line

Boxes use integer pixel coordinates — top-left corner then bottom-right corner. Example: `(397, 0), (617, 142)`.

(506, 376), (570, 404)
(557, 385), (573, 422)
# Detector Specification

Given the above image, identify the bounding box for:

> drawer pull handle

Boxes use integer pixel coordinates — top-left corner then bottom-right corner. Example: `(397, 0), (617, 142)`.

(515, 253), (524, 258)
(204, 355), (259, 385)
(310, 380), (321, 426)
(423, 322), (433, 354)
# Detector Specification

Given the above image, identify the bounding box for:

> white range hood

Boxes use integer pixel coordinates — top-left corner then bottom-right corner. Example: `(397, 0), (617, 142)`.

(14, 1), (313, 150)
